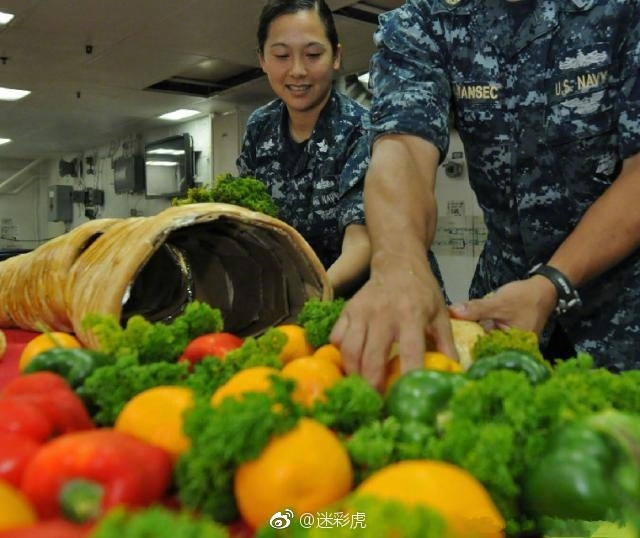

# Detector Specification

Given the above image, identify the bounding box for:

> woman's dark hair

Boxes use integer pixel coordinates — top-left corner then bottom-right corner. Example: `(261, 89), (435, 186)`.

(257, 0), (339, 55)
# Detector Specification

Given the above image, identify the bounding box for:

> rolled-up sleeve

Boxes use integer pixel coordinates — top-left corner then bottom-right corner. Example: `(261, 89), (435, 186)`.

(337, 126), (370, 232)
(369, 0), (451, 160)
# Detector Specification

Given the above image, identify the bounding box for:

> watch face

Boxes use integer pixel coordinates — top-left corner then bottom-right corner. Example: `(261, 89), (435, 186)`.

(555, 296), (581, 316)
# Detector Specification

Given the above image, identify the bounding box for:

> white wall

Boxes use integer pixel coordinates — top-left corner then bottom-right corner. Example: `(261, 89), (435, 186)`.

(212, 108), (253, 178)
(0, 109), (484, 305)
(0, 115), (217, 247)
(0, 178), (49, 250)
(432, 130), (486, 303)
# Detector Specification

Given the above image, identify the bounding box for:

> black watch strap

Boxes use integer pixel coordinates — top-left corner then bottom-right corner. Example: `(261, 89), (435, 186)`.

(528, 263), (582, 315)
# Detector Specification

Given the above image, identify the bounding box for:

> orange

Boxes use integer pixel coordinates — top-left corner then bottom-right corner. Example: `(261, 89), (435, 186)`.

(210, 366), (280, 407)
(385, 351), (462, 391)
(280, 356), (343, 408)
(0, 479), (37, 531)
(312, 343), (344, 372)
(115, 385), (195, 459)
(356, 460), (505, 538)
(234, 417), (353, 529)
(18, 331), (83, 372)
(423, 351), (464, 373)
(275, 324), (314, 364)
(0, 329), (6, 360)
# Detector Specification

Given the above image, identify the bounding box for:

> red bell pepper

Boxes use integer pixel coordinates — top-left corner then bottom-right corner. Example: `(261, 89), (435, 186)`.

(0, 372), (94, 436)
(0, 433), (41, 487)
(0, 398), (54, 442)
(20, 429), (173, 522)
(0, 371), (71, 397)
(12, 391), (94, 435)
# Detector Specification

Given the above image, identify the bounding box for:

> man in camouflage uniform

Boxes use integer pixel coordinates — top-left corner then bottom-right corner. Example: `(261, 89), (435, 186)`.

(332, 0), (640, 388)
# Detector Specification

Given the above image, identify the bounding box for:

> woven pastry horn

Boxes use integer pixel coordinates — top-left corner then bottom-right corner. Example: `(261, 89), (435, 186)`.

(0, 203), (332, 348)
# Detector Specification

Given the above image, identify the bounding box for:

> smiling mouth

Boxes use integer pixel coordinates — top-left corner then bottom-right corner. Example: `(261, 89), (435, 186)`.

(287, 84), (311, 93)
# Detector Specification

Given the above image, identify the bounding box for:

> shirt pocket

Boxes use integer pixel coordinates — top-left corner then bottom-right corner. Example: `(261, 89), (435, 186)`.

(544, 49), (615, 147)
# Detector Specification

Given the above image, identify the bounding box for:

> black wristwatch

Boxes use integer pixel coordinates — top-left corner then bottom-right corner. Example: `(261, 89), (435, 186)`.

(528, 263), (582, 315)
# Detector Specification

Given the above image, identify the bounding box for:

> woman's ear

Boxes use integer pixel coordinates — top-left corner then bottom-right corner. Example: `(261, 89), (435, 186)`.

(257, 49), (267, 73)
(333, 43), (342, 70)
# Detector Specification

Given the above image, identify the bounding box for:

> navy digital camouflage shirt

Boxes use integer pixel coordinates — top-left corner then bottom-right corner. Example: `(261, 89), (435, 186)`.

(370, 0), (640, 369)
(236, 89), (369, 269)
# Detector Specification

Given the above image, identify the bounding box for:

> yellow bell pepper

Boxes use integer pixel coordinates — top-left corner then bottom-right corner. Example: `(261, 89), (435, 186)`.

(0, 479), (37, 531)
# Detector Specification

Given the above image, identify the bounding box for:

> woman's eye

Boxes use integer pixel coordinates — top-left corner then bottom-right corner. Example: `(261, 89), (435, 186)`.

(307, 53), (322, 59)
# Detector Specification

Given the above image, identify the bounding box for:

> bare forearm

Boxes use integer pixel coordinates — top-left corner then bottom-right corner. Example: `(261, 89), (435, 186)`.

(364, 134), (441, 272)
(547, 153), (640, 286)
(326, 223), (371, 297)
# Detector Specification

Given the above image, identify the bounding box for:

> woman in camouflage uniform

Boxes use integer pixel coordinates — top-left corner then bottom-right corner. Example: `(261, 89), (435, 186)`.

(331, 0), (640, 390)
(235, 0), (371, 297)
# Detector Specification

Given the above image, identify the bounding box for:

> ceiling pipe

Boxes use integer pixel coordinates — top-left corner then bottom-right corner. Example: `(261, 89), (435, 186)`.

(0, 157), (46, 194)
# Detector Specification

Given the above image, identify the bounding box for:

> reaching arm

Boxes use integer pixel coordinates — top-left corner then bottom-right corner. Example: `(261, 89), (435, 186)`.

(451, 152), (640, 333)
(331, 133), (456, 390)
(326, 223), (371, 298)
(548, 152), (640, 287)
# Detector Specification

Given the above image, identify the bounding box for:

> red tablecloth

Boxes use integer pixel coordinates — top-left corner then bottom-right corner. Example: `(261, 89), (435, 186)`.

(0, 329), (40, 388)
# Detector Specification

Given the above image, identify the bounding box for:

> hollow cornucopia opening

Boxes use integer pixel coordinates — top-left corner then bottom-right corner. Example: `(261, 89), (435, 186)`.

(0, 203), (332, 348)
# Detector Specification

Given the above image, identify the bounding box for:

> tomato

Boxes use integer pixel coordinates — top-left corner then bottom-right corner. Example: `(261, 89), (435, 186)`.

(179, 332), (243, 366)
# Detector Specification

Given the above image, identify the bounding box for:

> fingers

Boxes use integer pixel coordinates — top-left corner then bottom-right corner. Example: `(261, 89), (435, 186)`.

(332, 305), (392, 392)
(395, 316), (425, 376)
(330, 310), (364, 376)
(430, 310), (459, 360)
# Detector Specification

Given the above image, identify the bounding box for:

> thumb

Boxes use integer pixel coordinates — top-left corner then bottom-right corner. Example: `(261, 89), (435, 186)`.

(448, 296), (493, 321)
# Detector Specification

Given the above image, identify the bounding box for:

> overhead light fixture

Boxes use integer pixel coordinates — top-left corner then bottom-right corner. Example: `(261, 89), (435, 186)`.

(146, 160), (179, 166)
(0, 12), (15, 25)
(147, 148), (184, 156)
(0, 87), (31, 101)
(158, 109), (199, 121)
(0, 138), (11, 145)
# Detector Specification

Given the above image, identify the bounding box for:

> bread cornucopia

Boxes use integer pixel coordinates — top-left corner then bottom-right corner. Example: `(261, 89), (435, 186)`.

(0, 203), (332, 348)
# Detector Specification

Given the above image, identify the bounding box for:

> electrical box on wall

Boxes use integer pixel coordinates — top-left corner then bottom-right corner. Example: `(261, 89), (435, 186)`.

(48, 185), (73, 222)
(84, 188), (104, 206)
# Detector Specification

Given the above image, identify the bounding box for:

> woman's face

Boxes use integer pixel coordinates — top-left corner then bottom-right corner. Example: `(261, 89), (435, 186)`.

(259, 9), (341, 116)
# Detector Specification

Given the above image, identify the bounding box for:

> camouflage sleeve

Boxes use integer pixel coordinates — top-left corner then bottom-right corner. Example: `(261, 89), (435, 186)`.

(337, 128), (369, 232)
(235, 112), (259, 176)
(618, 4), (640, 160)
(369, 0), (451, 159)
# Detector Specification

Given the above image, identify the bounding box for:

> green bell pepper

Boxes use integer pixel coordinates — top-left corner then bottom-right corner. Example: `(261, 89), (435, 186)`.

(23, 347), (113, 389)
(466, 350), (550, 385)
(384, 369), (465, 425)
(524, 409), (640, 523)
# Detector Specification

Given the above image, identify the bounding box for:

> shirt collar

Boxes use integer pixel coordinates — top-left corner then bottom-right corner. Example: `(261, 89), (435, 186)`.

(255, 88), (338, 158)
(432, 0), (596, 13)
